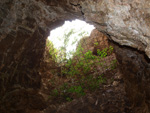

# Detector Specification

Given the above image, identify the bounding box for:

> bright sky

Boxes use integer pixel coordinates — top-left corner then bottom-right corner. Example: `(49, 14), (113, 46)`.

(48, 19), (95, 59)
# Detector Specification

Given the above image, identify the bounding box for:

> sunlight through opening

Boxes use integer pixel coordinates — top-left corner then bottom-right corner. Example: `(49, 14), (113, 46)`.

(48, 19), (95, 61)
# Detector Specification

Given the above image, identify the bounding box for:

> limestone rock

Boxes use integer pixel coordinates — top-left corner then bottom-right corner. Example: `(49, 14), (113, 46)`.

(80, 0), (150, 58)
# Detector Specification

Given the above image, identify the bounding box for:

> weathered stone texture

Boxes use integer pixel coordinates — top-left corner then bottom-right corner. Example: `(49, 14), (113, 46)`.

(80, 0), (150, 58)
(113, 43), (150, 113)
(0, 0), (82, 112)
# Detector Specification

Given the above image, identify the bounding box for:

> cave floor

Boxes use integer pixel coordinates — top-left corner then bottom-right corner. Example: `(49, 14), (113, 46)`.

(38, 66), (132, 113)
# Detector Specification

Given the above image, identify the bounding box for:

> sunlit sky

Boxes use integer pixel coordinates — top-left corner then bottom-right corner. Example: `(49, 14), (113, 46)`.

(48, 19), (95, 59)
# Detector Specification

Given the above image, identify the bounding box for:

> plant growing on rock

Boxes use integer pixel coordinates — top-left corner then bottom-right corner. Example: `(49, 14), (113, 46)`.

(47, 28), (117, 103)
(62, 45), (116, 77)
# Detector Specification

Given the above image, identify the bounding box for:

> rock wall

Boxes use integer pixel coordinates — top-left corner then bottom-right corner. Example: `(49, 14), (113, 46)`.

(0, 0), (150, 112)
(112, 42), (150, 113)
(0, 0), (82, 112)
(80, 0), (150, 58)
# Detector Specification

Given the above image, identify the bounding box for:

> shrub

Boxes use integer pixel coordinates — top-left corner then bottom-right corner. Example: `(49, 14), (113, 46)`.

(62, 45), (115, 77)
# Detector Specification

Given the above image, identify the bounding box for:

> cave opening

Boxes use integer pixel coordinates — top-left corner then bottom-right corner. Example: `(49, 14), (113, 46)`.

(40, 19), (122, 109)
(1, 0), (150, 112)
(47, 19), (95, 64)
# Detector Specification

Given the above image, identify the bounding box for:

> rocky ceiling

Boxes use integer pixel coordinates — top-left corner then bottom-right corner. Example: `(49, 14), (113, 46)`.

(0, 0), (150, 113)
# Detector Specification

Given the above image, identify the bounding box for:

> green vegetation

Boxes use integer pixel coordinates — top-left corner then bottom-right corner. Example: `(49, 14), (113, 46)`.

(97, 46), (113, 58)
(47, 28), (118, 103)
(94, 42), (99, 46)
(48, 44), (117, 102)
(49, 74), (106, 102)
(62, 45), (115, 77)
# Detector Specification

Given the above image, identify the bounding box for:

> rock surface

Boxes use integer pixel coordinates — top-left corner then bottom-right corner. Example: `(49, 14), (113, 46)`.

(77, 29), (110, 55)
(80, 0), (150, 58)
(0, 0), (150, 112)
(113, 42), (150, 113)
(45, 70), (127, 113)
